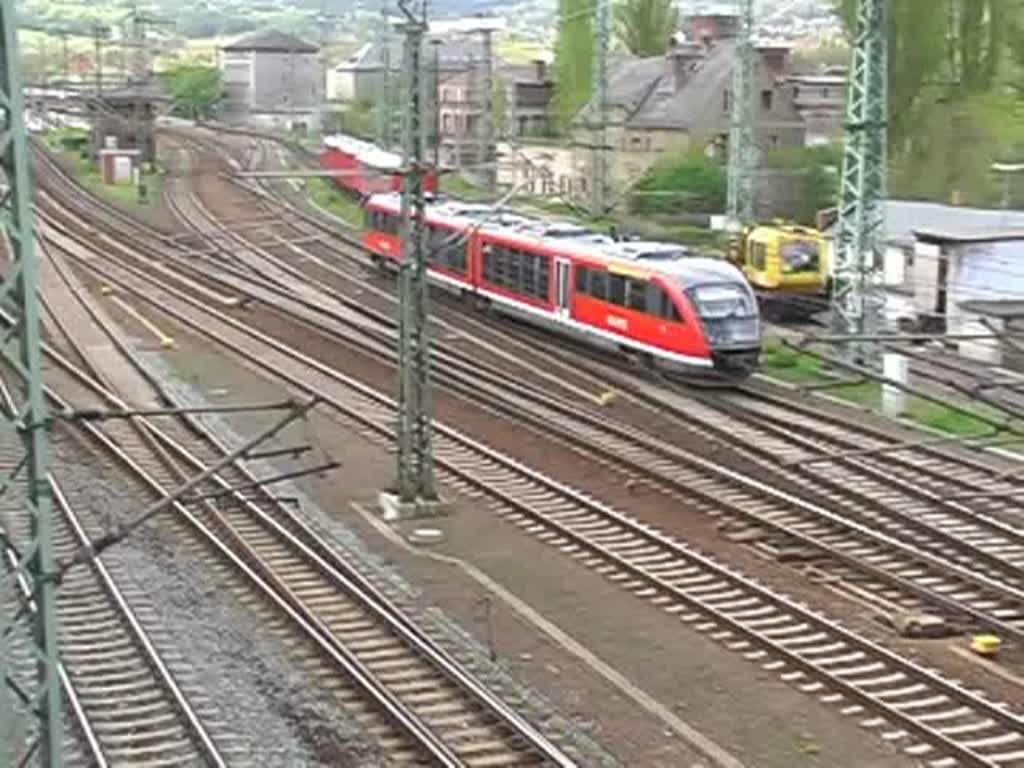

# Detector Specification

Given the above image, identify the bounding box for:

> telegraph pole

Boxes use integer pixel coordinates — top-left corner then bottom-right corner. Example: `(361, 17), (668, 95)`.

(376, 13), (393, 148)
(477, 27), (495, 193)
(726, 0), (756, 229)
(316, 0), (341, 109)
(590, 0), (610, 216)
(92, 21), (109, 96)
(830, 0), (887, 362)
(130, 6), (147, 202)
(392, 0), (436, 509)
(1, 0), (62, 763)
(125, 4), (171, 203)
(431, 38), (441, 169)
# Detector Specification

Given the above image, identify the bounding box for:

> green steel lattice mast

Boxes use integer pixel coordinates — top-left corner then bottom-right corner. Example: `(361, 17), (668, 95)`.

(0, 0), (62, 763)
(830, 0), (888, 361)
(726, 0), (755, 229)
(589, 0), (609, 216)
(394, 0), (436, 506)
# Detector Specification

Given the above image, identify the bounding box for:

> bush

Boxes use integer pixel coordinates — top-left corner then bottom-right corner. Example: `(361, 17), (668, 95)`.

(764, 144), (842, 225)
(629, 151), (727, 215)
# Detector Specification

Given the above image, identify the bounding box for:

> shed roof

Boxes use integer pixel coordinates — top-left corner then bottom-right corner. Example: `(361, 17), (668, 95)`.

(915, 227), (1024, 244)
(223, 30), (319, 54)
(958, 299), (1024, 318)
(874, 201), (1024, 246)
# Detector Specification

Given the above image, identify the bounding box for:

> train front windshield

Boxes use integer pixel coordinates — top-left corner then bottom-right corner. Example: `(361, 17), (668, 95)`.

(780, 239), (821, 274)
(688, 283), (760, 348)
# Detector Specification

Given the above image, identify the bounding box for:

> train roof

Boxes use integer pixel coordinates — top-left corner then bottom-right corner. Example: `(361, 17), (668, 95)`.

(323, 133), (401, 171)
(364, 192), (746, 287)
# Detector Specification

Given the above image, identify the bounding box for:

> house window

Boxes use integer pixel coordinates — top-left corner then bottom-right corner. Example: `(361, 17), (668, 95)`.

(821, 87), (829, 98)
(723, 89), (730, 112)
(769, 134), (779, 148)
(793, 85), (800, 98)
(761, 90), (773, 110)
(443, 114), (453, 133)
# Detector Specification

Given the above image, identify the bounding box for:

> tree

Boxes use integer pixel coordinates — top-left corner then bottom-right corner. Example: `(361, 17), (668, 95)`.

(614, 0), (680, 57)
(764, 144), (843, 225)
(163, 65), (224, 121)
(629, 151), (727, 214)
(552, 0), (594, 131)
(835, 0), (1024, 206)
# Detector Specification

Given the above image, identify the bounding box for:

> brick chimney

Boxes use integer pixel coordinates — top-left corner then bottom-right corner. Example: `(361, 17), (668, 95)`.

(666, 41), (704, 91)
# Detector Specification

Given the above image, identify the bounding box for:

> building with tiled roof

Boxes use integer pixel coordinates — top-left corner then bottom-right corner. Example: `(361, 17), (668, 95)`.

(569, 36), (806, 196)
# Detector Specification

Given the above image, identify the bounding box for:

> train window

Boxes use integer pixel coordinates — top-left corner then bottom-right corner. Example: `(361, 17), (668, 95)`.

(627, 279), (648, 312)
(427, 226), (443, 265)
(576, 266), (588, 293)
(607, 275), (626, 306)
(644, 282), (683, 322)
(589, 269), (607, 300)
(493, 247), (507, 285)
(449, 239), (467, 272)
(537, 256), (550, 299)
(371, 212), (398, 235)
(507, 250), (522, 288)
(522, 253), (537, 296)
(429, 226), (467, 273)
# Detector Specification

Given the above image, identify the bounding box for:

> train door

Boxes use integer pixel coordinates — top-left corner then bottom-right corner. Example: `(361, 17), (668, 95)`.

(556, 259), (571, 318)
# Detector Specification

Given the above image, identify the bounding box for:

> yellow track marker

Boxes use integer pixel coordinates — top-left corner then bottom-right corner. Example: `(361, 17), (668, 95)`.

(100, 285), (114, 295)
(596, 390), (618, 407)
(108, 295), (176, 350)
(970, 634), (1001, 657)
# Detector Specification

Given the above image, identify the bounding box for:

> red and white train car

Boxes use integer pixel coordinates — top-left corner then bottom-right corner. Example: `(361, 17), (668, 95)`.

(320, 134), (438, 197)
(362, 193), (761, 378)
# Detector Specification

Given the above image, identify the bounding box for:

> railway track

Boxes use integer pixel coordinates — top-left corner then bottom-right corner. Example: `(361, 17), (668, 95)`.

(30, 232), (584, 767)
(883, 341), (1024, 418)
(48, 131), (1024, 630)
(38, 191), (1024, 766)
(57, 169), (1024, 649)
(0, 384), (233, 766)
(33, 130), (1024, 762)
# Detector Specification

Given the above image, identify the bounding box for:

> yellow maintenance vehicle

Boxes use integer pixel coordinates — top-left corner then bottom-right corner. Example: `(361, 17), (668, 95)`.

(727, 220), (831, 322)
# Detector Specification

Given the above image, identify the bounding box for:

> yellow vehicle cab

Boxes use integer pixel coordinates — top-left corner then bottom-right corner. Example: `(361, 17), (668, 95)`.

(728, 222), (830, 322)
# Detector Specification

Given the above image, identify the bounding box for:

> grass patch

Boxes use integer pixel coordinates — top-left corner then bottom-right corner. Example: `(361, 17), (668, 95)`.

(44, 127), (90, 154)
(759, 339), (825, 384)
(58, 148), (163, 211)
(306, 177), (362, 225)
(440, 174), (494, 202)
(905, 398), (1004, 436)
(759, 338), (1006, 437)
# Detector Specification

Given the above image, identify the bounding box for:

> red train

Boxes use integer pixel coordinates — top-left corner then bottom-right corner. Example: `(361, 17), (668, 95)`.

(320, 134), (438, 197)
(362, 194), (761, 378)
